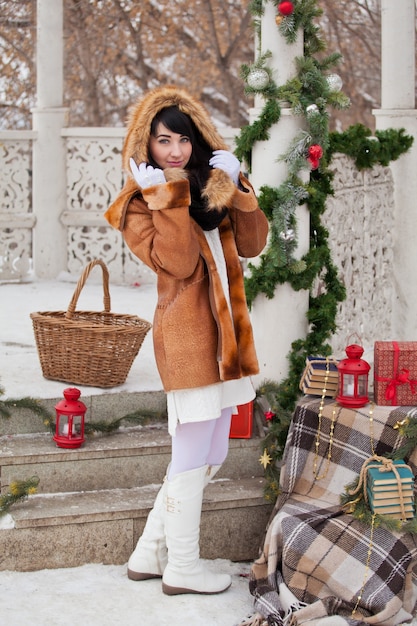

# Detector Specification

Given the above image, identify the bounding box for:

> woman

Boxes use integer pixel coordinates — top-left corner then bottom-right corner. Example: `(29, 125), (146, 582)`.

(104, 85), (269, 596)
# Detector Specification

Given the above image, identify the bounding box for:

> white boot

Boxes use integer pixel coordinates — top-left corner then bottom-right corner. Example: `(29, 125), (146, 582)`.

(127, 478), (168, 581)
(162, 465), (232, 595)
(127, 465), (220, 581)
(205, 463), (221, 485)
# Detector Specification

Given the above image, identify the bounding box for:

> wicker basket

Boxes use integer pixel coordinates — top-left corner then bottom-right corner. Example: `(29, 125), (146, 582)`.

(30, 259), (152, 388)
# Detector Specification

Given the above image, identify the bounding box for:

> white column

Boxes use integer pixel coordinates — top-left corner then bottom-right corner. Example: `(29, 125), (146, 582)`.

(250, 2), (309, 385)
(32, 0), (68, 278)
(374, 0), (417, 339)
(381, 0), (415, 109)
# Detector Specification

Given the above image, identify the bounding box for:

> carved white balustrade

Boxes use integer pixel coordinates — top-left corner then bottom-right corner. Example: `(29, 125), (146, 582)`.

(0, 130), (396, 348)
(324, 154), (394, 358)
(0, 131), (36, 281)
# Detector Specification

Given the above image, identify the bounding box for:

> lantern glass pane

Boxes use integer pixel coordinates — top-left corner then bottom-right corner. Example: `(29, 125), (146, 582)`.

(357, 375), (368, 396)
(342, 374), (355, 396)
(73, 415), (83, 435)
(58, 415), (69, 436)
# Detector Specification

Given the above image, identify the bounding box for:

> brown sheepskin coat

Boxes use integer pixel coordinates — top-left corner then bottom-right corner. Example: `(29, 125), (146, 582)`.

(104, 86), (269, 391)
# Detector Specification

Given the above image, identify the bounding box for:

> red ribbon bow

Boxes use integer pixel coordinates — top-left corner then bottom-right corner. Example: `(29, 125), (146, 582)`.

(375, 341), (417, 405)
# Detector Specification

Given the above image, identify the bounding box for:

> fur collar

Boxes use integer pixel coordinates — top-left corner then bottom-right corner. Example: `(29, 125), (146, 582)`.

(169, 167), (236, 211)
(104, 166), (236, 231)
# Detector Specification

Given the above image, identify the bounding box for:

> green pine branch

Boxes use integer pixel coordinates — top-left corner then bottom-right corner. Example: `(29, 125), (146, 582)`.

(0, 476), (40, 517)
(237, 2), (414, 501)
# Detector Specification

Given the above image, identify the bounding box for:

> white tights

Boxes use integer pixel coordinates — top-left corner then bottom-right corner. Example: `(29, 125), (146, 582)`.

(168, 407), (233, 479)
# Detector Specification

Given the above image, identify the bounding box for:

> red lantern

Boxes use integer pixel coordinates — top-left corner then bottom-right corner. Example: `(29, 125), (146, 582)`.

(54, 388), (86, 449)
(336, 344), (370, 408)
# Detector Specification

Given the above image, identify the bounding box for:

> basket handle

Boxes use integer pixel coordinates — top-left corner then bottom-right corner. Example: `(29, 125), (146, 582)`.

(65, 259), (111, 319)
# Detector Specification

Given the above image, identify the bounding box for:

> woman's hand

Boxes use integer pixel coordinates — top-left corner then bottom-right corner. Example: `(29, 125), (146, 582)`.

(209, 150), (240, 185)
(130, 158), (166, 188)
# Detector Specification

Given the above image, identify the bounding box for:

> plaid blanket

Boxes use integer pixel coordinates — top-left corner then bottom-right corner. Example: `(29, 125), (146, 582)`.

(246, 398), (417, 626)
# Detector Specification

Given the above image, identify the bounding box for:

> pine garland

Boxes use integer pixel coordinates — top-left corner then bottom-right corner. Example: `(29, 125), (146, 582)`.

(254, 380), (292, 501)
(0, 385), (52, 427)
(0, 476), (40, 517)
(237, 0), (414, 501)
(257, 136), (412, 503)
(328, 124), (414, 170)
(83, 408), (166, 435)
(0, 384), (166, 435)
(389, 415), (417, 462)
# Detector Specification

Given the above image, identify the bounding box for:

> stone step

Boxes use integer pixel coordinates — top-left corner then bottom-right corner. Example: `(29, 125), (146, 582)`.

(1, 389), (167, 436)
(0, 422), (271, 572)
(1, 476), (273, 572)
(0, 426), (264, 494)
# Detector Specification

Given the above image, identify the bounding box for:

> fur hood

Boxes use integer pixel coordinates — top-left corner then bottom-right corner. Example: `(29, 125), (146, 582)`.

(104, 85), (239, 228)
(122, 85), (229, 174)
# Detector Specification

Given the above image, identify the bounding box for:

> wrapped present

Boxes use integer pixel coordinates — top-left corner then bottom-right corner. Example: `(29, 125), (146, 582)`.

(374, 341), (417, 406)
(366, 459), (415, 520)
(229, 402), (253, 439)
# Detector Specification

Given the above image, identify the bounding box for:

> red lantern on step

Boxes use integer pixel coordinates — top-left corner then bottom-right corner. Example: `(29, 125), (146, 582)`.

(54, 388), (86, 448)
(336, 344), (370, 408)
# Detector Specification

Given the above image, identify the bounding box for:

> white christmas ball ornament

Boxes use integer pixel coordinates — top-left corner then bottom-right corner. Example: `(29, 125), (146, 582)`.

(326, 73), (343, 92)
(247, 68), (270, 90)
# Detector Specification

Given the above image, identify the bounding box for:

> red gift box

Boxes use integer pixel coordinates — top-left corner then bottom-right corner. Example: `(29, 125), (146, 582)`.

(229, 402), (253, 439)
(374, 341), (417, 406)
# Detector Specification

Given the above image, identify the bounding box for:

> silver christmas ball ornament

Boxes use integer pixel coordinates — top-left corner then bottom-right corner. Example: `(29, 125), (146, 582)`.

(280, 229), (295, 242)
(306, 104), (319, 116)
(326, 73), (343, 92)
(247, 68), (270, 90)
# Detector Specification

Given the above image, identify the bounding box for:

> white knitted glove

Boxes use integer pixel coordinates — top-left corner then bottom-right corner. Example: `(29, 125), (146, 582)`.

(209, 150), (240, 185)
(130, 158), (166, 188)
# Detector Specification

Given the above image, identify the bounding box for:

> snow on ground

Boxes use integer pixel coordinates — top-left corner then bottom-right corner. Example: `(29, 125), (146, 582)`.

(0, 276), (161, 400)
(1, 560), (254, 626)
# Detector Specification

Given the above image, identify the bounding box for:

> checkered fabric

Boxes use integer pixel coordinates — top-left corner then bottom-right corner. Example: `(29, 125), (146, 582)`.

(248, 398), (417, 626)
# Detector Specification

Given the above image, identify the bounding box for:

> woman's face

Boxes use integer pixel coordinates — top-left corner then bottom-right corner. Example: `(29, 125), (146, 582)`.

(149, 122), (193, 170)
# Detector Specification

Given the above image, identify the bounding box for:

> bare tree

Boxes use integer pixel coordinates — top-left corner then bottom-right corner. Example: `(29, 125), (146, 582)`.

(2, 0), (411, 133)
(318, 0), (381, 131)
(0, 0), (254, 128)
(0, 0), (36, 128)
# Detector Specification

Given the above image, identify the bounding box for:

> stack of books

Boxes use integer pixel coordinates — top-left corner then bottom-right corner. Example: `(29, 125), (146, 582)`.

(300, 356), (339, 397)
(367, 460), (415, 519)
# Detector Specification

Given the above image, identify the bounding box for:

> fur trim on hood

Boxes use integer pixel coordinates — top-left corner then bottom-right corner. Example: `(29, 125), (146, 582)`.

(104, 85), (240, 230)
(122, 85), (229, 174)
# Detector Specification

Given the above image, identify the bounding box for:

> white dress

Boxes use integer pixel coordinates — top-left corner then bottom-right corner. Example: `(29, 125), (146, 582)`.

(167, 228), (255, 436)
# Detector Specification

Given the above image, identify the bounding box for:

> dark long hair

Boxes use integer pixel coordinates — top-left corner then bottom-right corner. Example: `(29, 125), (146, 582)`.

(148, 106), (226, 228)
(148, 106), (212, 174)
